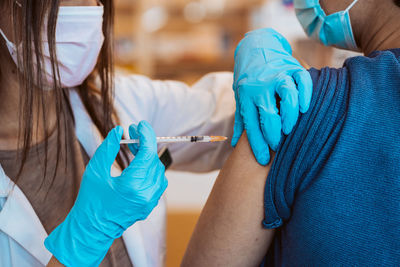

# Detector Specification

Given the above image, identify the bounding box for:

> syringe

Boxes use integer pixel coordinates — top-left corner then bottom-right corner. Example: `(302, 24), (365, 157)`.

(120, 136), (227, 144)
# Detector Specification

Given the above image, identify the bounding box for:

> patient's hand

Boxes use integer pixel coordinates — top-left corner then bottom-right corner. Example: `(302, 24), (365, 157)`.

(182, 133), (275, 267)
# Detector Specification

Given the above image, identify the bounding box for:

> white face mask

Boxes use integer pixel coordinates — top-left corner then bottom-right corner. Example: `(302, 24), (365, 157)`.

(0, 5), (105, 89)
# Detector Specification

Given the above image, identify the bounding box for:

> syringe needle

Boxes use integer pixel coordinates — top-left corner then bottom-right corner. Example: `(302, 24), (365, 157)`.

(120, 136), (227, 144)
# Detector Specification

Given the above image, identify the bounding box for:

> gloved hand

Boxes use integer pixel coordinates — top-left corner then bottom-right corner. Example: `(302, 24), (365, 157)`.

(44, 121), (168, 266)
(233, 28), (313, 165)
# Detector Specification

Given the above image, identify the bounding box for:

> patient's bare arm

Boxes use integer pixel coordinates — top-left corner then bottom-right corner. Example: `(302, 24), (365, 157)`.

(182, 133), (275, 267)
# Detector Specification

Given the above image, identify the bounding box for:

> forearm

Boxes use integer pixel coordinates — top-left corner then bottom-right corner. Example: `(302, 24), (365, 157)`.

(182, 133), (275, 267)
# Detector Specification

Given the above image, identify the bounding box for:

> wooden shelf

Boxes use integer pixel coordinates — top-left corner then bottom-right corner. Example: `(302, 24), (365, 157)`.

(114, 0), (266, 78)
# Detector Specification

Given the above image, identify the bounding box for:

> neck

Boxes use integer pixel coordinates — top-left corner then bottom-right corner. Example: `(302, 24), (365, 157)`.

(359, 4), (400, 55)
(0, 42), (57, 151)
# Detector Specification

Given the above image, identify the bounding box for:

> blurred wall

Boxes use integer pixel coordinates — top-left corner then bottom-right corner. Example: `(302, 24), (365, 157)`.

(115, 0), (264, 83)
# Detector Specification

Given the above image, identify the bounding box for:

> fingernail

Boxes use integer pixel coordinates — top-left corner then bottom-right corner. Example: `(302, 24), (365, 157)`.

(300, 104), (309, 113)
(270, 137), (280, 150)
(257, 154), (269, 166)
(271, 143), (278, 151)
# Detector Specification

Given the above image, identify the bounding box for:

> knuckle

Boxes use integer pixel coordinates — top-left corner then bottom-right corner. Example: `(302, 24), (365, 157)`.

(260, 108), (279, 120)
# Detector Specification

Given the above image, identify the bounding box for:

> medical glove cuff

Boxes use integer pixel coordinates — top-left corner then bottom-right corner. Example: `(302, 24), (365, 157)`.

(239, 28), (293, 56)
(44, 207), (116, 267)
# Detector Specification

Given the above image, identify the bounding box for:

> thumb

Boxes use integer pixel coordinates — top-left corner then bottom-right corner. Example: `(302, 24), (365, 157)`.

(128, 124), (140, 156)
(90, 126), (123, 175)
(132, 121), (157, 163)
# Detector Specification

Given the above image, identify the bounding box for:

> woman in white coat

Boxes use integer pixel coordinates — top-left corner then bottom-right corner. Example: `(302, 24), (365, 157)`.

(0, 0), (236, 266)
(0, 0), (311, 266)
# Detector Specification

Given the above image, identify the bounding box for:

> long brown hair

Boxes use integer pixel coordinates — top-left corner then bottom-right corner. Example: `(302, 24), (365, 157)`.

(5, 0), (128, 189)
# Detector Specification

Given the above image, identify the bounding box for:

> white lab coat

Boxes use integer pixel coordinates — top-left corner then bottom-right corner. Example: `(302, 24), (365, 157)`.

(0, 72), (235, 267)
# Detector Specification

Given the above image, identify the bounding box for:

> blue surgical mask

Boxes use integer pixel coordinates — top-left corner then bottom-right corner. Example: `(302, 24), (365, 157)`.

(294, 0), (360, 51)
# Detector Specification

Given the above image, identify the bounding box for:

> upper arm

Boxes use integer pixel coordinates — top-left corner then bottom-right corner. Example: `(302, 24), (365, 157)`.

(182, 133), (275, 267)
(114, 72), (234, 137)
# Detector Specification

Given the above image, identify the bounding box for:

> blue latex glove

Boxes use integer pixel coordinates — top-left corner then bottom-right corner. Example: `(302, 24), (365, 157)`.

(44, 121), (167, 266)
(233, 28), (313, 165)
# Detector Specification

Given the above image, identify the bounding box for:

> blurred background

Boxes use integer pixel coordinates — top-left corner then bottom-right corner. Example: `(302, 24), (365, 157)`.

(113, 0), (359, 265)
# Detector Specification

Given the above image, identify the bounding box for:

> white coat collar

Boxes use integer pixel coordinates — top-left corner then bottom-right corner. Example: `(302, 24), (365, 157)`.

(0, 165), (52, 266)
(69, 90), (103, 158)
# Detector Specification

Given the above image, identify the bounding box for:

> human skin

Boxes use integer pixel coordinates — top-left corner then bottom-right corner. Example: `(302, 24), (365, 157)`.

(182, 0), (400, 265)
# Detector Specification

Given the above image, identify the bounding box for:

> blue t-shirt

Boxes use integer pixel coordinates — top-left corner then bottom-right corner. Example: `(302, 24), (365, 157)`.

(263, 49), (400, 266)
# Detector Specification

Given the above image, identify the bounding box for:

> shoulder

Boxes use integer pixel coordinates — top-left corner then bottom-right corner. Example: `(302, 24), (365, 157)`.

(345, 49), (400, 68)
(113, 72), (165, 112)
(308, 66), (348, 91)
(309, 49), (400, 91)
(343, 50), (400, 91)
(264, 50), (400, 228)
(114, 72), (156, 95)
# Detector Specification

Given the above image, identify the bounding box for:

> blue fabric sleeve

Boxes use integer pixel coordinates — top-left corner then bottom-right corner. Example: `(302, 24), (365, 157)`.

(263, 66), (349, 229)
(261, 49), (400, 265)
